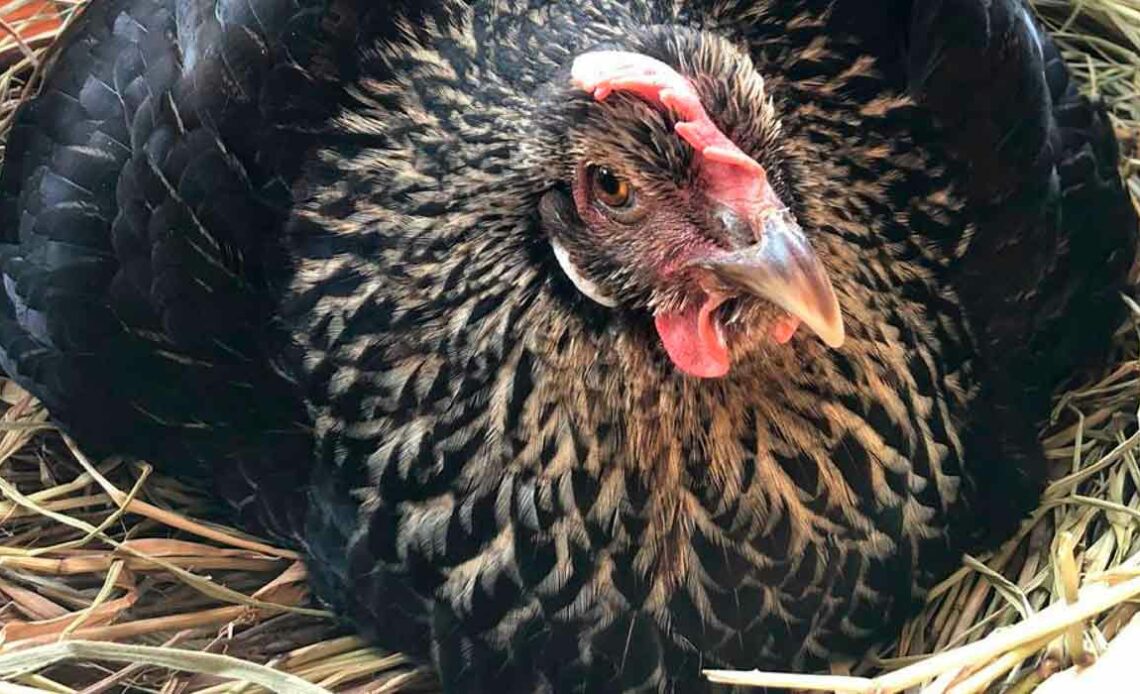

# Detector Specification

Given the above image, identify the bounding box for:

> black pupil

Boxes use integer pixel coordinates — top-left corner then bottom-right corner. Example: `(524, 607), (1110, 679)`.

(598, 169), (622, 198)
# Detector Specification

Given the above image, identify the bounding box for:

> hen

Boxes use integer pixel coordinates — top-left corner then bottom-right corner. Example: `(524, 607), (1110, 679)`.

(0, 0), (1135, 690)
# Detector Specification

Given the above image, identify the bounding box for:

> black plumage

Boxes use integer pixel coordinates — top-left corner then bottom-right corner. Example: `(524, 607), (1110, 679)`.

(0, 0), (1135, 691)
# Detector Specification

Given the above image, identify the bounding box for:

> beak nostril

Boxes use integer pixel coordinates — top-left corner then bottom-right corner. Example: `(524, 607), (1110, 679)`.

(712, 205), (757, 249)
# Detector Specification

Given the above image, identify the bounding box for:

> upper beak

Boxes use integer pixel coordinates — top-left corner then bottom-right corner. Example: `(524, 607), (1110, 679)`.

(697, 210), (846, 349)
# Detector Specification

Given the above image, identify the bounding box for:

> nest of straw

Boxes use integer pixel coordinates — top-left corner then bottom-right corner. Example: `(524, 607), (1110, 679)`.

(0, 1), (1138, 692)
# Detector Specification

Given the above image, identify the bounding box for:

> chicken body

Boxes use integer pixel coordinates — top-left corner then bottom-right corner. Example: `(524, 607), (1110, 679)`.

(0, 0), (1135, 691)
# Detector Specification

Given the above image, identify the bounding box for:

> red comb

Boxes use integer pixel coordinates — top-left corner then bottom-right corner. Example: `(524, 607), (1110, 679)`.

(571, 50), (770, 207)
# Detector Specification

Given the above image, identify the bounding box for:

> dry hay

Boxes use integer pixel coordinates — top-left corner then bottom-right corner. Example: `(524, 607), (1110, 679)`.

(0, 1), (1138, 692)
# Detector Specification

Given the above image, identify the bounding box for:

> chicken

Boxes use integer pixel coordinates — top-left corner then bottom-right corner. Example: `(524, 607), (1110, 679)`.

(0, 0), (1134, 690)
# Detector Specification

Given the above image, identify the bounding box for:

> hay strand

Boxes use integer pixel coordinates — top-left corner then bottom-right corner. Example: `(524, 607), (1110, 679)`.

(0, 641), (330, 694)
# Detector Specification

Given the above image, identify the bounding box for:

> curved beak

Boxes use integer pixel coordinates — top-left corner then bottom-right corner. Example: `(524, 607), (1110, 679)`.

(697, 210), (845, 349)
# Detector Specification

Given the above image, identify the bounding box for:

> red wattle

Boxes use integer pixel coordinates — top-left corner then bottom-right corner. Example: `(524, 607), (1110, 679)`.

(771, 316), (801, 345)
(654, 295), (729, 378)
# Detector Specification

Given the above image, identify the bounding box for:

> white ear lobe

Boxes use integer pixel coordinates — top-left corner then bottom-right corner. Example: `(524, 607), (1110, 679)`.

(550, 238), (619, 308)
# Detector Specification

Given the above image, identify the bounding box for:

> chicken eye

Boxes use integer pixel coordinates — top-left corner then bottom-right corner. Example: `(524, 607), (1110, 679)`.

(589, 166), (634, 210)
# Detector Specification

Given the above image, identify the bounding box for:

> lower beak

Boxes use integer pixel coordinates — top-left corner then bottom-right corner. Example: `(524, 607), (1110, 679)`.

(697, 210), (845, 349)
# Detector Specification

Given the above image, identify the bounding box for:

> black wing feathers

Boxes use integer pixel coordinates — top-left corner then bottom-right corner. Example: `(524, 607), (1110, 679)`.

(908, 0), (1135, 397)
(903, 0), (1136, 540)
(0, 0), (356, 538)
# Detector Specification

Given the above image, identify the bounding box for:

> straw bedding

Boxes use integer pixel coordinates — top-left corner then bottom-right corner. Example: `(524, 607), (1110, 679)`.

(0, 1), (1138, 691)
